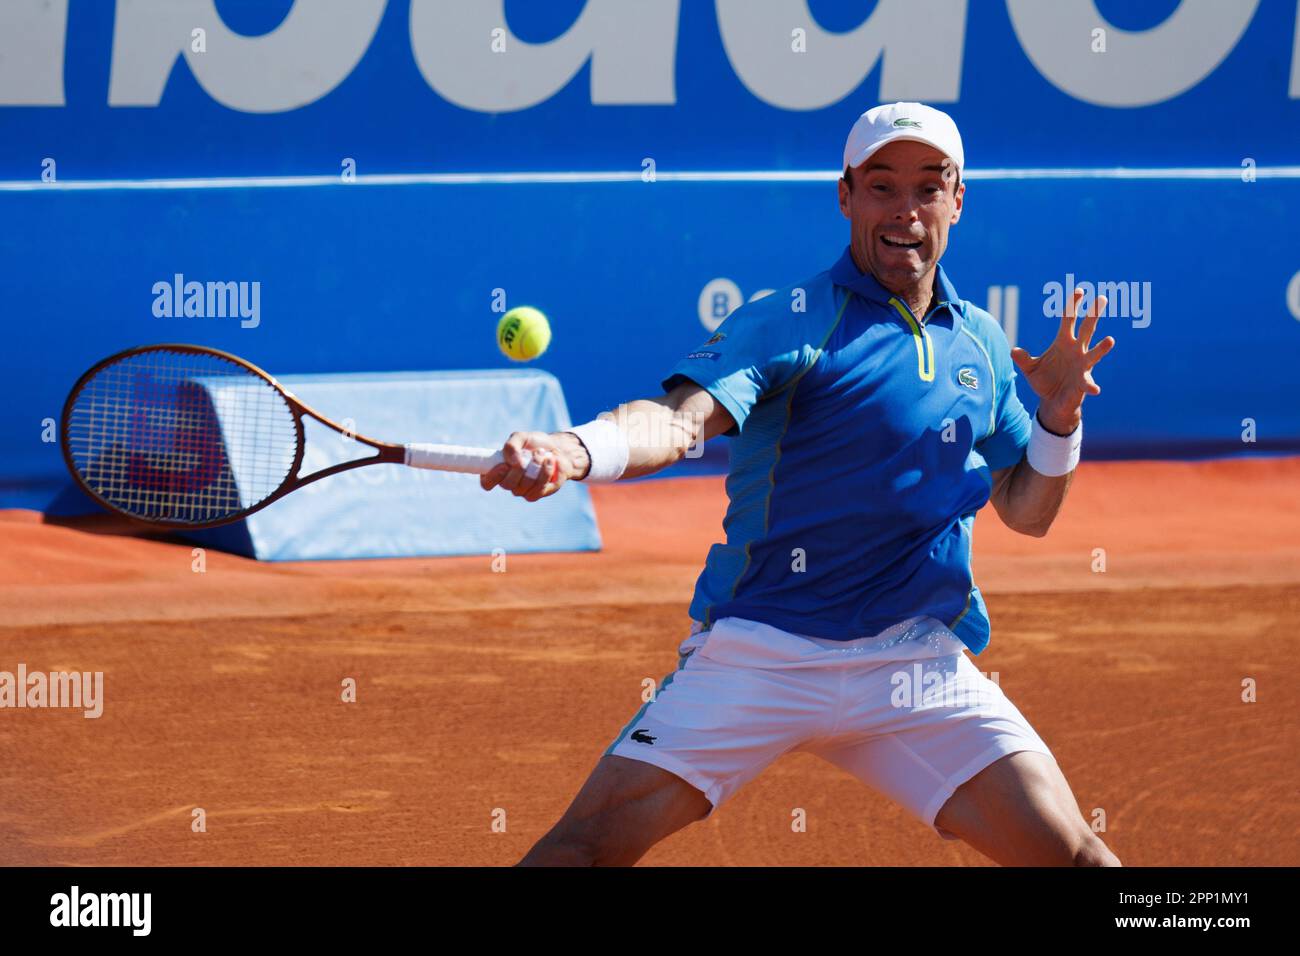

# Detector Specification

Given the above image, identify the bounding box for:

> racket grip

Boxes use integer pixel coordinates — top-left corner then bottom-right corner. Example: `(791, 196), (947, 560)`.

(404, 443), (541, 479)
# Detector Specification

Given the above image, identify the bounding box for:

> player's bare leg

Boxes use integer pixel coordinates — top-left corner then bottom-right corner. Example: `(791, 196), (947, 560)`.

(517, 755), (711, 866)
(934, 751), (1121, 866)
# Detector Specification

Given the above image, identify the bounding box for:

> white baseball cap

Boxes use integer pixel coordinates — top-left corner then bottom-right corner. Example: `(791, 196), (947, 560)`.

(842, 102), (964, 181)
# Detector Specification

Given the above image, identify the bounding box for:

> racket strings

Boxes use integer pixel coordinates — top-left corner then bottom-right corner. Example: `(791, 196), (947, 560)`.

(65, 348), (299, 524)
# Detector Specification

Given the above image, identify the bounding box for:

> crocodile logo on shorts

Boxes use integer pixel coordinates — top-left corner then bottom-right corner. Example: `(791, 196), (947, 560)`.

(958, 367), (979, 390)
(630, 729), (657, 745)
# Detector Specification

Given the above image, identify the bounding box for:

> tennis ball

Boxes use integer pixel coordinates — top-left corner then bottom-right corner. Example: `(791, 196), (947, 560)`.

(497, 306), (552, 362)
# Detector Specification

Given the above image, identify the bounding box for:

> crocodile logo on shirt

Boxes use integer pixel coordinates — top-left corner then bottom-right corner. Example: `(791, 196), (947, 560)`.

(630, 729), (657, 745)
(958, 367), (979, 389)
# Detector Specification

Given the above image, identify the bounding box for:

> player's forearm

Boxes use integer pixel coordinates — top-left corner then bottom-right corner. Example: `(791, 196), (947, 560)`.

(999, 454), (1074, 537)
(617, 398), (706, 478)
(556, 398), (703, 481)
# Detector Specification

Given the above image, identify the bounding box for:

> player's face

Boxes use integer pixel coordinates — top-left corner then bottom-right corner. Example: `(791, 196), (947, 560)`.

(838, 140), (964, 296)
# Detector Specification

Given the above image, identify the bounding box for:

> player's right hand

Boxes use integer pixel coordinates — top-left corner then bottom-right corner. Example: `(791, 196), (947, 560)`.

(480, 430), (574, 502)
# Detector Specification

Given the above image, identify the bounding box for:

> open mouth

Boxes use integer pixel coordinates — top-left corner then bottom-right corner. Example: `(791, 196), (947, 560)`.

(880, 234), (924, 250)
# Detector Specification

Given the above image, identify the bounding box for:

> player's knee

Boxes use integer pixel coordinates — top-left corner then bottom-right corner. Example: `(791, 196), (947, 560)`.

(1072, 832), (1121, 867)
(518, 825), (598, 866)
(520, 818), (634, 867)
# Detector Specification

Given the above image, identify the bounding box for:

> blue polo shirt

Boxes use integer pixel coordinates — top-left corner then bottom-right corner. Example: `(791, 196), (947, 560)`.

(662, 247), (1032, 654)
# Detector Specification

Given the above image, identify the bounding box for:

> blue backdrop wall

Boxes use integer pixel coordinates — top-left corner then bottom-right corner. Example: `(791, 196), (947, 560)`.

(3, 1), (1299, 509)
(4, 0), (1299, 175)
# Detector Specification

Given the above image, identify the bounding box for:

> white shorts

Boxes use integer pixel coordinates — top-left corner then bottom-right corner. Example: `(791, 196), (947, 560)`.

(605, 615), (1053, 839)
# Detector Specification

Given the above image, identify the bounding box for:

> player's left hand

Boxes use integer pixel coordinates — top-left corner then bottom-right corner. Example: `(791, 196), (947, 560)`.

(1011, 287), (1116, 435)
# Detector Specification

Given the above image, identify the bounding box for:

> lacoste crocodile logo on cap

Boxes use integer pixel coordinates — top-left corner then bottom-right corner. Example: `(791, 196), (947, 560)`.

(893, 117), (923, 128)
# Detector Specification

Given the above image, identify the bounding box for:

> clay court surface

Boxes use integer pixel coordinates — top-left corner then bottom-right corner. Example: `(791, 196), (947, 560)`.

(1, 456), (1297, 866)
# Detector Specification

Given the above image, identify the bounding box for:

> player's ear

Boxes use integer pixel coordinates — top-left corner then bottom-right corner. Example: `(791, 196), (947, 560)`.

(949, 180), (964, 226)
(838, 173), (852, 219)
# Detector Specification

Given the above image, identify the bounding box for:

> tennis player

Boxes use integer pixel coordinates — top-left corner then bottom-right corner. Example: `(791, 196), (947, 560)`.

(482, 102), (1119, 867)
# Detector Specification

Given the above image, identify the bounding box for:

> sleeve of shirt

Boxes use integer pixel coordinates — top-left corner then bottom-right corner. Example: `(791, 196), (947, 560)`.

(660, 302), (808, 436)
(972, 313), (1032, 472)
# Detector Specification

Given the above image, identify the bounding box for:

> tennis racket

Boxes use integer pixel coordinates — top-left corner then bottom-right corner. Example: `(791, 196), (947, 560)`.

(60, 343), (541, 529)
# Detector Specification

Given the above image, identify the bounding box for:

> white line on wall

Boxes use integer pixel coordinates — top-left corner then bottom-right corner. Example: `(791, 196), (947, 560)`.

(2, 167), (1298, 191)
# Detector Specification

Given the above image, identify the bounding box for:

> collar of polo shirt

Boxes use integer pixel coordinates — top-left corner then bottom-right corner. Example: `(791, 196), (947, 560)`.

(829, 246), (960, 323)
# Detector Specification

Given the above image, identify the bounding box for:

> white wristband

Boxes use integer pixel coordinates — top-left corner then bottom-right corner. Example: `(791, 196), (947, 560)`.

(1026, 414), (1081, 477)
(567, 418), (629, 483)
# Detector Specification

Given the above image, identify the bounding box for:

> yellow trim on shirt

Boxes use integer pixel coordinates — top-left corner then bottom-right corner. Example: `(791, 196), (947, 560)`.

(888, 298), (935, 382)
(711, 289), (855, 624)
